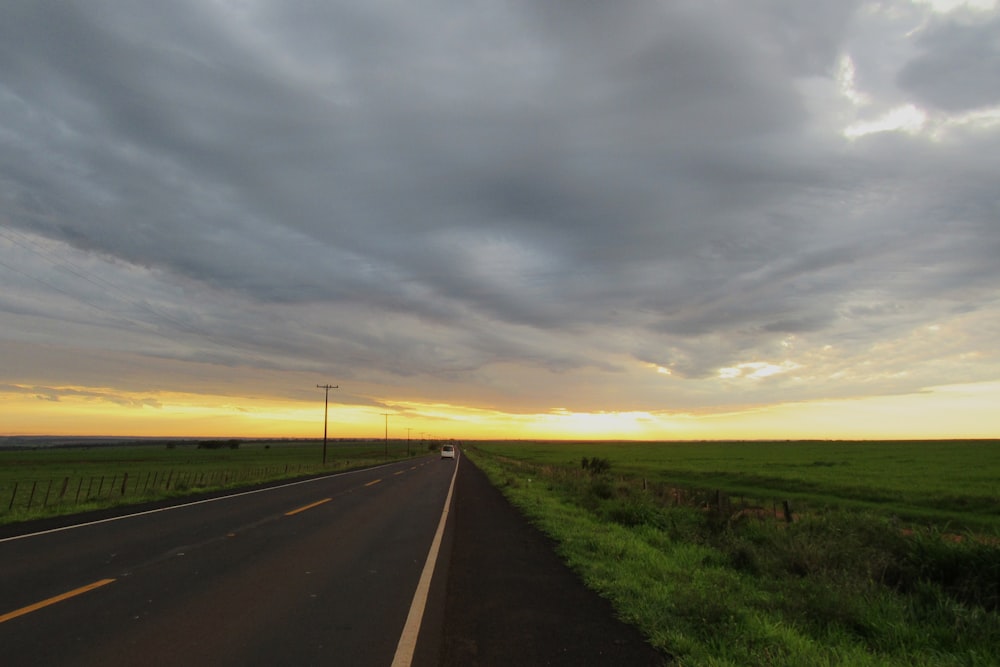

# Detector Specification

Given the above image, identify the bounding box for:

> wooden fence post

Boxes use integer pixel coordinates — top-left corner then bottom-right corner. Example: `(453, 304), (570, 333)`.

(121, 472), (129, 496)
(8, 482), (18, 511)
(782, 500), (793, 523)
(27, 481), (37, 509)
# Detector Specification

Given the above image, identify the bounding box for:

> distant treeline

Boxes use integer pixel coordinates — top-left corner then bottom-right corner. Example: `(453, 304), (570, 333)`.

(194, 439), (242, 450)
(0, 437), (181, 451)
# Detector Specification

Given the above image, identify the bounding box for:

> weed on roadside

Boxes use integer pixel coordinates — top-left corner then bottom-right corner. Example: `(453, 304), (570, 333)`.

(466, 447), (1000, 666)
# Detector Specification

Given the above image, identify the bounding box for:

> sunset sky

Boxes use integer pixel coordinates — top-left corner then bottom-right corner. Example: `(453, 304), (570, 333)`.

(2, 0), (999, 441)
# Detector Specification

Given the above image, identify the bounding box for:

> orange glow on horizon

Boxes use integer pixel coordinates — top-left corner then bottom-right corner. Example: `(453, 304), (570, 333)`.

(2, 382), (999, 441)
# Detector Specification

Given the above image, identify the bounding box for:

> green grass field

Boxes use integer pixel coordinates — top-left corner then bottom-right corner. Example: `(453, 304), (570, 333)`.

(0, 438), (434, 525)
(474, 439), (1000, 530)
(465, 440), (1000, 666)
(5, 437), (998, 664)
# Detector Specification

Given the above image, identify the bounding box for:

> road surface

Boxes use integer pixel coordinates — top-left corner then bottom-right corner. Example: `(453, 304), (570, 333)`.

(1, 453), (667, 666)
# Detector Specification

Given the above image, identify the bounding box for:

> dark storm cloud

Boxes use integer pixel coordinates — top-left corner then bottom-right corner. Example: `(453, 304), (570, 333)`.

(2, 0), (999, 416)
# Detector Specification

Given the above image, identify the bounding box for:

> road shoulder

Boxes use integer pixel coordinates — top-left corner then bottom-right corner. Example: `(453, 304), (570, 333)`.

(431, 456), (668, 666)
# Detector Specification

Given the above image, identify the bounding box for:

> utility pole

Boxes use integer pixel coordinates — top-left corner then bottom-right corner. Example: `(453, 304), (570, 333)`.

(382, 413), (391, 459)
(317, 384), (338, 465)
(406, 427), (412, 456)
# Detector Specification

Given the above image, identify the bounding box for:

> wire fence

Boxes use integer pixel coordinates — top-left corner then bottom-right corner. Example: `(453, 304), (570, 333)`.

(1, 464), (320, 517)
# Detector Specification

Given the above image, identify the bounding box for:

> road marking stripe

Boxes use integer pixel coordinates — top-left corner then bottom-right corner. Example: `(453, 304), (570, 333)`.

(284, 498), (332, 516)
(365, 479), (382, 487)
(391, 456), (459, 667)
(394, 470), (405, 476)
(0, 578), (116, 624)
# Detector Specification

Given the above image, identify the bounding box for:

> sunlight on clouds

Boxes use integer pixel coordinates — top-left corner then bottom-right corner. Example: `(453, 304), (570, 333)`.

(385, 402), (673, 440)
(759, 381), (1000, 439)
(717, 361), (801, 380)
(849, 104), (1000, 142)
(4, 380), (1000, 440)
(835, 51), (931, 141)
(536, 409), (657, 438)
(844, 104), (928, 139)
(836, 55), (869, 107)
(378, 382), (1000, 441)
(913, 0), (998, 12)
(931, 106), (1000, 138)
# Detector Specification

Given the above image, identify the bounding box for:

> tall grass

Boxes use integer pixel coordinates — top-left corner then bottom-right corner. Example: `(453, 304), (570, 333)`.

(467, 445), (1000, 666)
(475, 440), (1000, 531)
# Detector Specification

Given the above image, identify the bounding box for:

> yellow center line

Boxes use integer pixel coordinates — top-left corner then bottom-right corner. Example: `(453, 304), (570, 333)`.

(0, 578), (116, 624)
(393, 470), (405, 476)
(365, 479), (382, 487)
(285, 497), (332, 516)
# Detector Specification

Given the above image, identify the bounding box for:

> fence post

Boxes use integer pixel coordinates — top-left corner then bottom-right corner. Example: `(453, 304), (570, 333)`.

(121, 472), (129, 496)
(27, 481), (37, 509)
(75, 478), (83, 504)
(59, 477), (70, 500)
(782, 500), (793, 523)
(43, 479), (53, 507)
(9, 482), (18, 511)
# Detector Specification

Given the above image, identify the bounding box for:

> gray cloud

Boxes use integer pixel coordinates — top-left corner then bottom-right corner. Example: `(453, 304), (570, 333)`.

(2, 0), (1000, 426)
(0, 383), (162, 409)
(898, 14), (1000, 111)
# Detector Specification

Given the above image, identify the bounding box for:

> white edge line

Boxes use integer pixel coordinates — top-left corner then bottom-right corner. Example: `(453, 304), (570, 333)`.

(391, 454), (460, 667)
(0, 459), (410, 544)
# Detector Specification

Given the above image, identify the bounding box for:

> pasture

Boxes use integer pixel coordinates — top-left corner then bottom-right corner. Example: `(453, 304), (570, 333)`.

(466, 440), (1000, 666)
(474, 439), (1000, 530)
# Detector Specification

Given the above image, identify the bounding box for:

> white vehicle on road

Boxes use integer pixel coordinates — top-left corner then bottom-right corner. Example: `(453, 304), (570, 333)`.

(440, 444), (456, 459)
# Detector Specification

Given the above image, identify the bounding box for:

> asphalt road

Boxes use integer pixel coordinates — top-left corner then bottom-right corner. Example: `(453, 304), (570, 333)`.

(1, 456), (455, 666)
(1, 453), (667, 666)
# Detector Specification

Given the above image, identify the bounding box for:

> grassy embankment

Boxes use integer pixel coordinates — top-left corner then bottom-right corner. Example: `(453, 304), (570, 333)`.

(466, 440), (1000, 667)
(0, 439), (431, 525)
